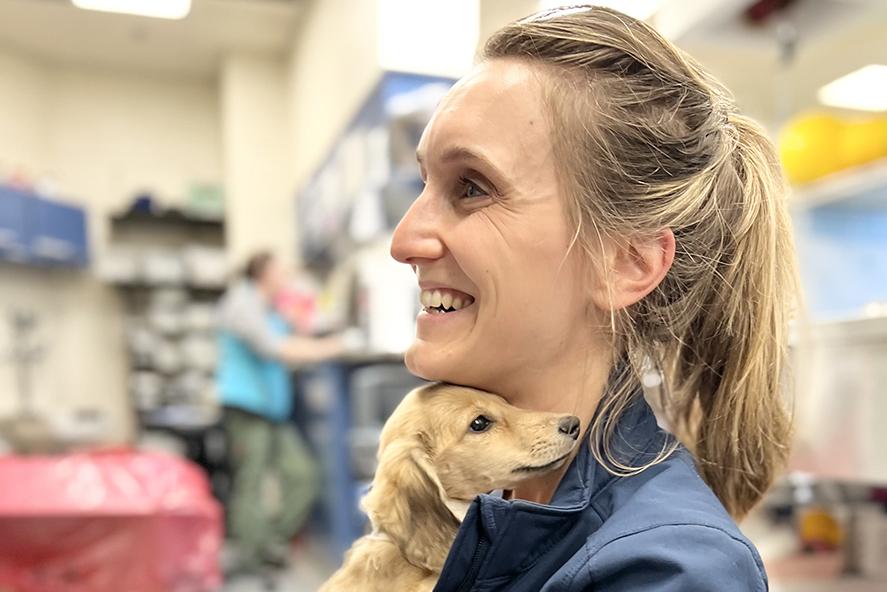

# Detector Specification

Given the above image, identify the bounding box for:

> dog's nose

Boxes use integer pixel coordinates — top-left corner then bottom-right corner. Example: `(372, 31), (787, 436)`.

(558, 416), (581, 440)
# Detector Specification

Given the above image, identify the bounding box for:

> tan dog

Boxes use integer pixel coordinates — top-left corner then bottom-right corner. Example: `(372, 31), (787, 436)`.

(320, 383), (582, 592)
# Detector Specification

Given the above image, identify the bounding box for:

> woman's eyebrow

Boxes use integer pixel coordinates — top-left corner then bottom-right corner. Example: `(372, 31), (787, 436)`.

(416, 145), (508, 182)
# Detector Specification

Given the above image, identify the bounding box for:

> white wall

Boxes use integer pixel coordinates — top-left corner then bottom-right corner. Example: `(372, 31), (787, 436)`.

(0, 50), (50, 179)
(49, 65), (222, 251)
(478, 0), (538, 52)
(0, 48), (222, 443)
(221, 53), (294, 268)
(287, 0), (382, 195)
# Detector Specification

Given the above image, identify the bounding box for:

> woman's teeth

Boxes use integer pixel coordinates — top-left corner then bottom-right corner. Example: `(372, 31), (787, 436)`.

(420, 289), (474, 313)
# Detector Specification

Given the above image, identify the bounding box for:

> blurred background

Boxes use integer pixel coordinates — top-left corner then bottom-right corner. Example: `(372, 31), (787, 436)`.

(0, 0), (885, 590)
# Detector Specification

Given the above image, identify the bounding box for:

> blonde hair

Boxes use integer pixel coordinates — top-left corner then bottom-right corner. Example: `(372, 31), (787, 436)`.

(484, 5), (797, 519)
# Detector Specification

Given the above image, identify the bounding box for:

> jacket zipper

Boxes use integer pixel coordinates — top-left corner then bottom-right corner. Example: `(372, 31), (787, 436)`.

(454, 535), (490, 592)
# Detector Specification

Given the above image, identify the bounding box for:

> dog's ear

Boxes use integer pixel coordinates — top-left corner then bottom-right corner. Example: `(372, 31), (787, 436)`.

(362, 436), (461, 573)
(412, 435), (472, 523)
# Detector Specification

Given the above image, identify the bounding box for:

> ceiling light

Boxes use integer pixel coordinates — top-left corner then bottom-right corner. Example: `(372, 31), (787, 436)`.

(378, 0), (479, 78)
(818, 65), (887, 112)
(71, 0), (191, 20)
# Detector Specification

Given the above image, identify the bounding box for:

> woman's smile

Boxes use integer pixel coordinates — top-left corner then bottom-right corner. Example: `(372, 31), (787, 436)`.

(419, 286), (476, 313)
(415, 283), (478, 337)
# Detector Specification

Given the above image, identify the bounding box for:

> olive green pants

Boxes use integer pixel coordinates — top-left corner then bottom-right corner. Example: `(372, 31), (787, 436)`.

(224, 407), (319, 568)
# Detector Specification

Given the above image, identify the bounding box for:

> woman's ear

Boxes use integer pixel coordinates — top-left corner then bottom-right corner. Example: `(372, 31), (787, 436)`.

(361, 438), (460, 572)
(589, 229), (675, 311)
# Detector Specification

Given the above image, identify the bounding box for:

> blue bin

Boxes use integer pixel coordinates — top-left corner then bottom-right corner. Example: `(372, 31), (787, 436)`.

(28, 197), (90, 267)
(0, 186), (32, 263)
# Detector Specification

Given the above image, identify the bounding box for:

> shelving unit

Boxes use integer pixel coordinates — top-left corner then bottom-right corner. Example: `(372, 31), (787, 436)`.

(297, 71), (455, 270)
(791, 158), (887, 211)
(789, 161), (887, 486)
(293, 71), (455, 562)
(102, 205), (230, 502)
(790, 314), (887, 484)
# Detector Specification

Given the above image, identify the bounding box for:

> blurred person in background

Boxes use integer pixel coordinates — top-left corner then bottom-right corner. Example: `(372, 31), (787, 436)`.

(216, 250), (344, 575)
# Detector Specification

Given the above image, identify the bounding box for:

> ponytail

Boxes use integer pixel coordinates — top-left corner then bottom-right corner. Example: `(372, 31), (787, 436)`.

(666, 114), (796, 518)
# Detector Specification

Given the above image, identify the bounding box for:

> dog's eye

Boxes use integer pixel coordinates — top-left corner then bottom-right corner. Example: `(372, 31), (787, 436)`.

(469, 415), (493, 433)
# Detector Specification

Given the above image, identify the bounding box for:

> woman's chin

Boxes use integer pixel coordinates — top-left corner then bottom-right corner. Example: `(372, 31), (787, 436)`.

(404, 340), (464, 384)
(404, 342), (439, 381)
(405, 344), (502, 397)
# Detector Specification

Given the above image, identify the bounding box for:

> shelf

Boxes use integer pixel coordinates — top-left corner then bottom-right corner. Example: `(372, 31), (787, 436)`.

(130, 364), (214, 376)
(297, 71), (456, 269)
(139, 405), (220, 432)
(110, 280), (226, 296)
(795, 314), (887, 346)
(110, 208), (224, 232)
(790, 158), (887, 211)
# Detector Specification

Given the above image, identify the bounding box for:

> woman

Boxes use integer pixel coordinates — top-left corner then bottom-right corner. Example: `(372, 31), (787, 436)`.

(216, 251), (343, 573)
(390, 6), (795, 591)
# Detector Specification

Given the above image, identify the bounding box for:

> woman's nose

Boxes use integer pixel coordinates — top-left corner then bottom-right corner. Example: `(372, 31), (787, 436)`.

(390, 191), (446, 265)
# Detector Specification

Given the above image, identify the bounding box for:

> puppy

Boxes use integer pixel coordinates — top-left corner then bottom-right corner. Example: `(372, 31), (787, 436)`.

(320, 383), (582, 592)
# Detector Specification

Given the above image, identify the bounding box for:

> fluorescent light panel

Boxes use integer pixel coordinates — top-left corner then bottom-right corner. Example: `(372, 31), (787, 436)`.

(818, 64), (887, 112)
(378, 0), (479, 78)
(71, 0), (191, 20)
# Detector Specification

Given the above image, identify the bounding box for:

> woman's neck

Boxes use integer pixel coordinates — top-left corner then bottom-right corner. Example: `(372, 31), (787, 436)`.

(506, 456), (576, 504)
(503, 352), (611, 505)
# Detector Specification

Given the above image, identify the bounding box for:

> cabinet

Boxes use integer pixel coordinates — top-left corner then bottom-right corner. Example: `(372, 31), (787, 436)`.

(789, 159), (887, 485)
(0, 185), (89, 268)
(791, 159), (887, 320)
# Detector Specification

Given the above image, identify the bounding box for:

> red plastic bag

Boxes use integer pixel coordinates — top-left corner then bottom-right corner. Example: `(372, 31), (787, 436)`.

(0, 450), (222, 592)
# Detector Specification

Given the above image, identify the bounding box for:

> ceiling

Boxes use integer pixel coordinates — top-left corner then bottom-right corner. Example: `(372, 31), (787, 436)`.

(0, 0), (883, 121)
(671, 0), (887, 125)
(0, 0), (303, 79)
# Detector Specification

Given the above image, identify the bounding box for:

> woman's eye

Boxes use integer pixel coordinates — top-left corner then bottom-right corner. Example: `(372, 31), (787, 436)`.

(459, 177), (489, 200)
(469, 415), (493, 433)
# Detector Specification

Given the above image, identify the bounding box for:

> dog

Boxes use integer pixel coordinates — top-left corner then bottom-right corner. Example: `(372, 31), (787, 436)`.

(319, 383), (582, 592)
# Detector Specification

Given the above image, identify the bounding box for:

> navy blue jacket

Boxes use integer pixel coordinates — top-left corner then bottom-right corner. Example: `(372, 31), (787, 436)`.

(434, 397), (768, 591)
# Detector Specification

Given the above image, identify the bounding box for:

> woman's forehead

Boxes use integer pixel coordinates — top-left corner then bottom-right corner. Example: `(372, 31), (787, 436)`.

(417, 59), (553, 168)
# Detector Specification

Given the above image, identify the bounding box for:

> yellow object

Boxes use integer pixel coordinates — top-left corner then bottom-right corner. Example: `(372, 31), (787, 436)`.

(779, 112), (845, 185)
(798, 506), (843, 550)
(840, 117), (887, 169)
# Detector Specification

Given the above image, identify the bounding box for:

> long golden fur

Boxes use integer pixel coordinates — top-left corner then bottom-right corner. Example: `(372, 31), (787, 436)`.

(320, 383), (581, 592)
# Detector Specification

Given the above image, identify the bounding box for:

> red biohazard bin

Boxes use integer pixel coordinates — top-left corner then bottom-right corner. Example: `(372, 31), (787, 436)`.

(0, 450), (222, 592)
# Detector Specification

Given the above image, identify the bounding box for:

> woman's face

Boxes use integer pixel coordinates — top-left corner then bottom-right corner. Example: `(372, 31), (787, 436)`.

(391, 59), (598, 402)
(258, 257), (288, 299)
